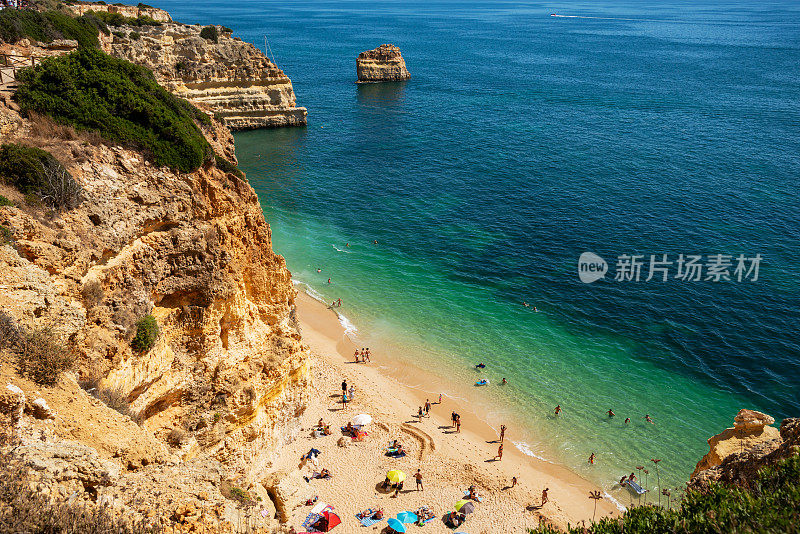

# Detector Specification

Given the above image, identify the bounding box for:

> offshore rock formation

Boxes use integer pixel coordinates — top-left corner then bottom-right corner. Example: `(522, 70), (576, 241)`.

(103, 23), (307, 130)
(356, 44), (411, 83)
(0, 90), (311, 529)
(690, 409), (799, 487)
(66, 2), (173, 23)
(66, 2), (172, 22)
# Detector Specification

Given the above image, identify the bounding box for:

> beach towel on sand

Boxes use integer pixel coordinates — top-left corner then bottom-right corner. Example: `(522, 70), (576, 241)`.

(464, 490), (483, 502)
(302, 505), (334, 531)
(356, 512), (384, 527)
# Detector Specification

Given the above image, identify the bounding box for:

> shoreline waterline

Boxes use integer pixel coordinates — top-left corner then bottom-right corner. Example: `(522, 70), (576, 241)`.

(294, 286), (631, 514)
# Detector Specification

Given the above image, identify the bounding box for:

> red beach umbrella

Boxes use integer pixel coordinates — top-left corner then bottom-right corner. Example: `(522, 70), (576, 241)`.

(322, 510), (341, 531)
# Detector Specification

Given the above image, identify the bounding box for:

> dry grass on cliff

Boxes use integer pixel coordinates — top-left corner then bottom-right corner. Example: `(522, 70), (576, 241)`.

(0, 451), (159, 534)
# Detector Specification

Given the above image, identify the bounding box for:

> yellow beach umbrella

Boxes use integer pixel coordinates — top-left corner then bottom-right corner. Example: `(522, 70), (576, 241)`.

(386, 469), (406, 483)
(455, 500), (475, 514)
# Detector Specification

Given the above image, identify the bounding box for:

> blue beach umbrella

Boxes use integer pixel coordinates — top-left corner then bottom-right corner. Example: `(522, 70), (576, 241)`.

(387, 517), (407, 532)
(396, 511), (418, 523)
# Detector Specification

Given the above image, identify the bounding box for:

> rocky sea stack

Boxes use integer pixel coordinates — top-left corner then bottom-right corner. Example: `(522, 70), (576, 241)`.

(356, 44), (410, 83)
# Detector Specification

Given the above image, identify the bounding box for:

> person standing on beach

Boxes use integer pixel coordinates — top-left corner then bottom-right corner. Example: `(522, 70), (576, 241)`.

(424, 400), (431, 415)
(541, 488), (549, 506)
(438, 393), (442, 404)
(354, 350), (360, 363)
(418, 406), (424, 421)
(554, 405), (561, 416)
(365, 349), (371, 362)
(511, 476), (517, 488)
(348, 385), (355, 400)
(394, 480), (403, 497)
(500, 424), (506, 443)
(451, 412), (456, 427)
(342, 380), (347, 398)
(456, 415), (461, 433)
(496, 443), (503, 461)
(414, 469), (423, 491)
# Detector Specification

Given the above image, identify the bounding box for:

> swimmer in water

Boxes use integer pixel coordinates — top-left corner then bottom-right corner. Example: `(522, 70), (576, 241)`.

(523, 301), (530, 307)
(328, 278), (331, 284)
(588, 452), (595, 464)
(608, 409), (615, 417)
(534, 307), (538, 312)
(625, 417), (631, 424)
(501, 378), (507, 385)
(475, 363), (486, 369)
(373, 240), (378, 244)
(554, 405), (561, 415)
(317, 268), (321, 273)
(645, 414), (654, 424)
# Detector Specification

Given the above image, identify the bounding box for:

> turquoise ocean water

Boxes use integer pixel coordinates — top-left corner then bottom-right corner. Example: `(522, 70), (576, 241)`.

(156, 0), (800, 501)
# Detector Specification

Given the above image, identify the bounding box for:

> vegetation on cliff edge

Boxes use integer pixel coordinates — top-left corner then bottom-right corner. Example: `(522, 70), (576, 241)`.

(0, 143), (82, 210)
(0, 8), (106, 49)
(84, 10), (162, 28)
(529, 453), (800, 534)
(15, 48), (212, 173)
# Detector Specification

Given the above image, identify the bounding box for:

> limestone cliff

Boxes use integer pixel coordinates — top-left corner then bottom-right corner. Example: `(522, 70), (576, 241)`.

(690, 409), (799, 488)
(101, 23), (307, 130)
(66, 1), (173, 22)
(0, 82), (311, 530)
(356, 44), (411, 83)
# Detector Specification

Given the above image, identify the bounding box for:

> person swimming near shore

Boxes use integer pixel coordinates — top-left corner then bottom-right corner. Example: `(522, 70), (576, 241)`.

(554, 405), (561, 415)
(523, 301), (530, 307)
(607, 409), (615, 417)
(588, 452), (596, 464)
(625, 417), (631, 424)
(317, 268), (322, 273)
(475, 363), (486, 369)
(646, 414), (654, 424)
(501, 377), (507, 385)
(327, 278), (331, 284)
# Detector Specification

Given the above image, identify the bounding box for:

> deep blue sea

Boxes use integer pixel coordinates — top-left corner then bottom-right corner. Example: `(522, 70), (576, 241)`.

(156, 0), (800, 499)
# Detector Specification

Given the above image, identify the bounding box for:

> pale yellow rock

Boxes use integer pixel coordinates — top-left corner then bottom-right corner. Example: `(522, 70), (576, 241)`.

(356, 44), (411, 83)
(100, 23), (307, 130)
(692, 409), (780, 477)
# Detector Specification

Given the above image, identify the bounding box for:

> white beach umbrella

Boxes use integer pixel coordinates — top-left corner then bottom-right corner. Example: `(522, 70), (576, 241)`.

(352, 414), (372, 426)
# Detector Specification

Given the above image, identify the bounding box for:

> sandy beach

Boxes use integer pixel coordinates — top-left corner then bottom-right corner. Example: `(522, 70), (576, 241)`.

(269, 291), (620, 533)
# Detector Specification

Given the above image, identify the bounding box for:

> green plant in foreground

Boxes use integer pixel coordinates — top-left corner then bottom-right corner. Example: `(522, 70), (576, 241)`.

(131, 314), (159, 352)
(15, 48), (212, 173)
(528, 453), (800, 534)
(0, 195), (13, 207)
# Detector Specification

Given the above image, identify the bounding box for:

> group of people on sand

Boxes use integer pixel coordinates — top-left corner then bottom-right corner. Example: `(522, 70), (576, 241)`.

(417, 399), (433, 420)
(340, 380), (355, 406)
(353, 348), (371, 363)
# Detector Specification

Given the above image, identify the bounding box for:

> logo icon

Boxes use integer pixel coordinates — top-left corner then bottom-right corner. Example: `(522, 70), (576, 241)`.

(578, 252), (608, 284)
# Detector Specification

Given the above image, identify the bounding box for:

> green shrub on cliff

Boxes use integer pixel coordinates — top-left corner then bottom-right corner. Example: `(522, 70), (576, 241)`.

(528, 453), (800, 534)
(214, 155), (244, 179)
(84, 10), (162, 27)
(200, 25), (218, 43)
(15, 48), (212, 173)
(131, 314), (159, 352)
(0, 9), (105, 48)
(0, 144), (82, 210)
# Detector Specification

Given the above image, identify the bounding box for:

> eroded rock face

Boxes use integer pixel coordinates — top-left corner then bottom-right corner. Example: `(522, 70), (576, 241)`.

(101, 23), (307, 130)
(67, 2), (173, 23)
(356, 44), (411, 83)
(0, 102), (311, 482)
(691, 409), (780, 478)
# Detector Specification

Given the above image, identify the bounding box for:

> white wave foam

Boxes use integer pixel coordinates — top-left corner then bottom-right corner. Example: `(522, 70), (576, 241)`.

(512, 440), (551, 463)
(331, 244), (352, 253)
(337, 312), (358, 336)
(292, 279), (327, 303)
(603, 491), (627, 513)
